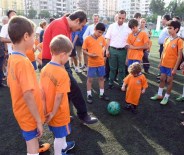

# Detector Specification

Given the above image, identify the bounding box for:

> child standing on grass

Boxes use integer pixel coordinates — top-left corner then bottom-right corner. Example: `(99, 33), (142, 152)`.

(126, 19), (149, 67)
(40, 35), (75, 155)
(121, 62), (148, 114)
(150, 20), (183, 105)
(7, 16), (44, 155)
(82, 23), (110, 104)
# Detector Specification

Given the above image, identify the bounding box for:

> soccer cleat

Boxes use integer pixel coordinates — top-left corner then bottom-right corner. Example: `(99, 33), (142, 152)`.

(99, 94), (110, 101)
(38, 143), (50, 153)
(176, 96), (184, 102)
(62, 141), (75, 154)
(87, 95), (93, 104)
(160, 97), (169, 105)
(150, 94), (163, 100)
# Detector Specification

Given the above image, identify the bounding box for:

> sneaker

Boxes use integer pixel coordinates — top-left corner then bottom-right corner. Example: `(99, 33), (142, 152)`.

(176, 96), (184, 102)
(62, 141), (75, 154)
(38, 143), (50, 153)
(99, 93), (110, 101)
(87, 95), (93, 104)
(83, 67), (87, 72)
(108, 84), (114, 89)
(160, 97), (169, 105)
(75, 67), (82, 73)
(131, 105), (138, 114)
(150, 94), (163, 100)
(79, 114), (98, 125)
(0, 83), (7, 87)
(123, 104), (131, 110)
(62, 152), (73, 155)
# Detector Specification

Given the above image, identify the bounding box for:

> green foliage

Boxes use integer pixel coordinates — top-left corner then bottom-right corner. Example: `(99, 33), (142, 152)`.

(150, 0), (165, 15)
(39, 10), (50, 18)
(28, 8), (37, 19)
(16, 10), (24, 16)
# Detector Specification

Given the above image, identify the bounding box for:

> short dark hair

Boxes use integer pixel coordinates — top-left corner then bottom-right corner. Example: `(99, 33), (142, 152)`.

(163, 14), (171, 21)
(7, 10), (16, 18)
(128, 19), (138, 29)
(119, 10), (126, 15)
(50, 35), (73, 55)
(173, 16), (181, 21)
(49, 18), (55, 23)
(69, 10), (87, 23)
(95, 23), (105, 32)
(167, 20), (181, 33)
(134, 13), (141, 19)
(8, 16), (35, 44)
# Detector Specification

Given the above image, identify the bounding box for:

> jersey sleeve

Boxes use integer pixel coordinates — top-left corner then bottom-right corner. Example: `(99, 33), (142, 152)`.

(142, 75), (148, 89)
(123, 74), (131, 85)
(178, 39), (183, 51)
(56, 71), (70, 93)
(17, 61), (35, 93)
(127, 34), (131, 45)
(143, 32), (149, 44)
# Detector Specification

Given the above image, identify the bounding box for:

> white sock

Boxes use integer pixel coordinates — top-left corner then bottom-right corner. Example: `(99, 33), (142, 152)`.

(158, 87), (163, 96)
(182, 86), (184, 97)
(27, 153), (39, 155)
(100, 89), (104, 96)
(54, 137), (67, 155)
(164, 93), (170, 99)
(87, 90), (92, 96)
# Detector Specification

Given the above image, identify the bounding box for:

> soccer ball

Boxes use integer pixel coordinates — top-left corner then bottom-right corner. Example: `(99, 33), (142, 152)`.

(107, 101), (121, 115)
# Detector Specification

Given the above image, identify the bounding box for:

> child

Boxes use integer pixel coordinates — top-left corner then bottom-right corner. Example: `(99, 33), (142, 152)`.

(151, 20), (183, 105)
(82, 23), (109, 104)
(36, 42), (43, 71)
(176, 61), (184, 101)
(26, 48), (37, 70)
(121, 62), (148, 114)
(7, 16), (44, 155)
(127, 19), (149, 67)
(40, 35), (75, 155)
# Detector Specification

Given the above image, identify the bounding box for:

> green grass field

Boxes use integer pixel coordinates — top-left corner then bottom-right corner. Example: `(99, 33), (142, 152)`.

(0, 37), (184, 155)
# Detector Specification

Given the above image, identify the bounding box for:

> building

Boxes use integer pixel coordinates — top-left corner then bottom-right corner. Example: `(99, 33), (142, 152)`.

(77, 0), (99, 17)
(117, 0), (151, 19)
(24, 0), (77, 17)
(0, 0), (24, 16)
(98, 0), (117, 19)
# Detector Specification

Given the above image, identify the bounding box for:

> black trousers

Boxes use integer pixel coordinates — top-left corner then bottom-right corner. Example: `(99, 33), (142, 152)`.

(0, 56), (4, 84)
(42, 59), (87, 119)
(142, 50), (150, 72)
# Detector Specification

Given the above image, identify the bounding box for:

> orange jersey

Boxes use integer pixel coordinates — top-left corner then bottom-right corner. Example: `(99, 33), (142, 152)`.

(40, 62), (70, 127)
(7, 52), (44, 131)
(124, 73), (148, 105)
(82, 35), (106, 67)
(34, 39), (39, 46)
(37, 43), (43, 60)
(161, 37), (183, 68)
(26, 49), (35, 62)
(127, 31), (149, 60)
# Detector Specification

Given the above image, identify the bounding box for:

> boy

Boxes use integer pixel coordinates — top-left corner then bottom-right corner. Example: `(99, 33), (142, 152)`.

(127, 19), (149, 67)
(40, 35), (75, 155)
(121, 62), (148, 114)
(151, 20), (183, 105)
(82, 23), (109, 104)
(7, 16), (44, 155)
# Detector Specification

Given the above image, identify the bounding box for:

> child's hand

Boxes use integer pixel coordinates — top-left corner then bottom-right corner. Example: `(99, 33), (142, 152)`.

(180, 62), (184, 70)
(141, 89), (145, 94)
(158, 63), (161, 69)
(45, 112), (54, 123)
(106, 50), (110, 57)
(89, 53), (98, 57)
(172, 69), (177, 75)
(36, 122), (43, 138)
(121, 86), (126, 91)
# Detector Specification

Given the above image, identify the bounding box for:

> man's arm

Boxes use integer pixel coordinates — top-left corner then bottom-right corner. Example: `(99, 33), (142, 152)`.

(105, 39), (110, 57)
(0, 37), (11, 43)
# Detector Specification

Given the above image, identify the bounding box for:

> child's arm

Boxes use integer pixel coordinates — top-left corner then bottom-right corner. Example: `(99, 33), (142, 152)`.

(172, 49), (183, 75)
(121, 83), (127, 91)
(128, 43), (149, 50)
(37, 44), (42, 53)
(82, 49), (98, 57)
(142, 88), (146, 94)
(45, 93), (63, 123)
(23, 90), (43, 138)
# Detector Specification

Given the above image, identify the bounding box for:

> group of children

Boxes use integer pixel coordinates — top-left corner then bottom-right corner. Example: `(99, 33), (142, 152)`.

(7, 16), (75, 155)
(6, 11), (184, 154)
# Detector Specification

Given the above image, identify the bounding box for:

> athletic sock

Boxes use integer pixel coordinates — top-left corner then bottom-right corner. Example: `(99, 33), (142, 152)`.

(158, 87), (163, 96)
(54, 137), (67, 155)
(87, 90), (92, 96)
(100, 89), (104, 96)
(164, 93), (170, 99)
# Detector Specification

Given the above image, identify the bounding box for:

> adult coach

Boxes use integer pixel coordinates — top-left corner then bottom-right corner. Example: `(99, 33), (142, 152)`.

(105, 10), (131, 88)
(42, 10), (98, 125)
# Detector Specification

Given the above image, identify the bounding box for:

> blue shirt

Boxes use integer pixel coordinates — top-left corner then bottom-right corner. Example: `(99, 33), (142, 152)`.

(158, 27), (169, 45)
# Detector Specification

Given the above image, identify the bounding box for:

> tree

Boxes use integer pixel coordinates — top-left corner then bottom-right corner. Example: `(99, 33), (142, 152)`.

(165, 0), (177, 17)
(16, 10), (24, 16)
(39, 10), (50, 18)
(28, 8), (37, 19)
(149, 0), (165, 15)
